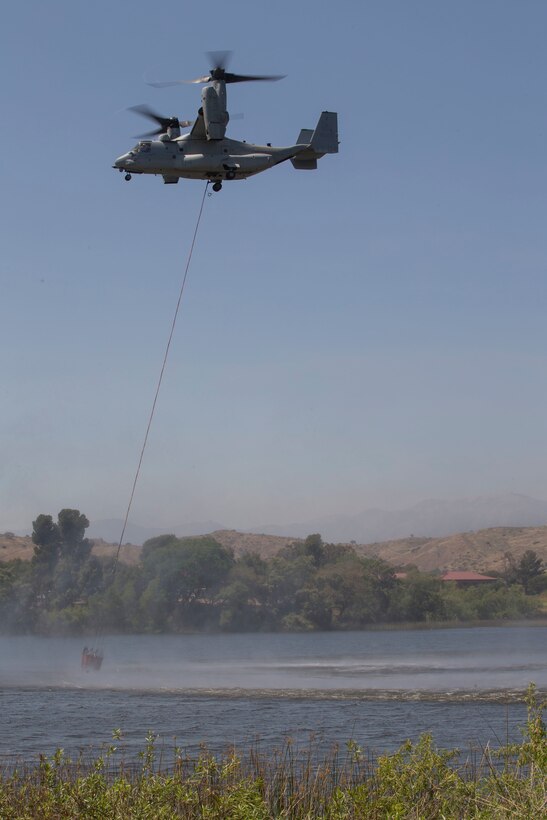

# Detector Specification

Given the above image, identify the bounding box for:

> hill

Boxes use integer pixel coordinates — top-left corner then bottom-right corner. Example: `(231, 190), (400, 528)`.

(2, 525), (547, 574)
(356, 526), (547, 573)
(253, 494), (547, 543)
(0, 534), (143, 566)
(0, 533), (34, 562)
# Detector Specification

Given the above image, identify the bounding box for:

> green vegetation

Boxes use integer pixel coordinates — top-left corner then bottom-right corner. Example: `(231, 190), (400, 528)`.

(505, 549), (547, 595)
(0, 513), (544, 635)
(0, 685), (545, 818)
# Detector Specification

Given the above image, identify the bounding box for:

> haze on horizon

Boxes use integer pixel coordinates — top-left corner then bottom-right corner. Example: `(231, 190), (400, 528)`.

(2, 1), (547, 535)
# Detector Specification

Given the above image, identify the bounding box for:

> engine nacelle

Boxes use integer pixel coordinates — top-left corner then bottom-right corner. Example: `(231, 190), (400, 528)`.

(159, 116), (182, 142)
(201, 86), (229, 140)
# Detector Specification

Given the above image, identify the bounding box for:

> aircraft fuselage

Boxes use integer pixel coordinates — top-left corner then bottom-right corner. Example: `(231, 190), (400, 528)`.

(114, 134), (306, 183)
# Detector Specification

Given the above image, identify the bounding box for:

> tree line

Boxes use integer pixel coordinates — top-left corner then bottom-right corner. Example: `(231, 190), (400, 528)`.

(0, 510), (545, 635)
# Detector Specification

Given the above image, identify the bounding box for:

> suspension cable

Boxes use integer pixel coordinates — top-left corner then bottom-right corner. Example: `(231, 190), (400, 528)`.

(112, 182), (210, 572)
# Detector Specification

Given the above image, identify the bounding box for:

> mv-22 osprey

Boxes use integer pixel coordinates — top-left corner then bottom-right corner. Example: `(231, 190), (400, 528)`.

(113, 52), (338, 192)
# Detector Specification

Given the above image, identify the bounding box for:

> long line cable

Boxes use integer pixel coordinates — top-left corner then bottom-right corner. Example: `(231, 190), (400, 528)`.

(112, 182), (209, 572)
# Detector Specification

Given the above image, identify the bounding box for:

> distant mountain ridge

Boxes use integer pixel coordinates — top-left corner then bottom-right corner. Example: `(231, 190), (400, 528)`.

(85, 493), (547, 547)
(251, 494), (547, 543)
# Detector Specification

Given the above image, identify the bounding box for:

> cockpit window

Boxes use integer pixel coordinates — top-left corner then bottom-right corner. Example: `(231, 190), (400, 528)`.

(132, 141), (152, 154)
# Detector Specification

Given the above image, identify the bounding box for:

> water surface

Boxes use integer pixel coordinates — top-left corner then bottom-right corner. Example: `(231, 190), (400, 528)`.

(1, 626), (545, 762)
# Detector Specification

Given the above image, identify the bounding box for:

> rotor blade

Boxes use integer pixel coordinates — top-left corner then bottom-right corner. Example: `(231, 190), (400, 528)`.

(224, 72), (286, 83)
(128, 104), (167, 127)
(146, 48), (284, 86)
(188, 75), (215, 84)
(133, 127), (163, 138)
(147, 76), (210, 87)
(207, 50), (232, 70)
(128, 105), (193, 134)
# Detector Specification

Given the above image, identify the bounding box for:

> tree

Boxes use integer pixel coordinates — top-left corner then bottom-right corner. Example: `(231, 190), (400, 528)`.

(298, 582), (335, 630)
(32, 509), (91, 570)
(218, 552), (270, 631)
(321, 556), (394, 627)
(516, 550), (544, 594)
(31, 514), (61, 569)
(303, 534), (325, 567)
(140, 536), (235, 629)
(29, 509), (100, 626)
(0, 560), (34, 632)
(57, 509), (92, 564)
(49, 510), (95, 610)
(390, 572), (446, 622)
(141, 534), (178, 561)
(266, 553), (315, 623)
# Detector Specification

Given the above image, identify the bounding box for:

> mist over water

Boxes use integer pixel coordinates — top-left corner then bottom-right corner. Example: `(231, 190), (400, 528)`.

(2, 627), (546, 692)
(1, 627), (545, 762)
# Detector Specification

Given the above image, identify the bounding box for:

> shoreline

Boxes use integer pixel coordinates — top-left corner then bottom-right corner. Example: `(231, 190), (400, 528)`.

(2, 618), (547, 639)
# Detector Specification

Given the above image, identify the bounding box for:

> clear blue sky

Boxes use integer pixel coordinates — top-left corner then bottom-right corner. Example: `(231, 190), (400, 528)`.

(2, 1), (547, 533)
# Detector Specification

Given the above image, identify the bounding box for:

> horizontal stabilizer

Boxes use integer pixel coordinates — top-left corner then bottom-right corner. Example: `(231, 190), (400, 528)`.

(291, 158), (317, 170)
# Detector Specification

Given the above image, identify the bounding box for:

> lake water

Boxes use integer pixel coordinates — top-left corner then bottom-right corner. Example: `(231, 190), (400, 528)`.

(1, 626), (546, 763)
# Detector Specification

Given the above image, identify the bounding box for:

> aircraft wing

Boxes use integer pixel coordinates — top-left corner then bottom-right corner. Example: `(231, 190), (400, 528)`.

(189, 110), (206, 140)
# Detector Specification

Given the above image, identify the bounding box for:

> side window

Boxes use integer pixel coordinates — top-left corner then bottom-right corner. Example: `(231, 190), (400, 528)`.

(139, 142), (151, 153)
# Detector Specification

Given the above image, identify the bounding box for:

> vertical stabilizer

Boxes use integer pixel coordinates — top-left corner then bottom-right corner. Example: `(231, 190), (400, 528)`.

(296, 128), (314, 145)
(291, 111), (338, 169)
(311, 112), (338, 154)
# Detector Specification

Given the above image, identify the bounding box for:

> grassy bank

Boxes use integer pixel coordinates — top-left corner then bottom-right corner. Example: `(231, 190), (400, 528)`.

(1, 685), (545, 818)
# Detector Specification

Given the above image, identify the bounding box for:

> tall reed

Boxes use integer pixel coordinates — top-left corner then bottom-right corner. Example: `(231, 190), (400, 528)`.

(0, 684), (545, 818)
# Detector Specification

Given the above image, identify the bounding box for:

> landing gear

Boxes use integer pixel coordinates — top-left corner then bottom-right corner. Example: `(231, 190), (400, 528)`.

(212, 181), (222, 192)
(124, 173), (132, 181)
